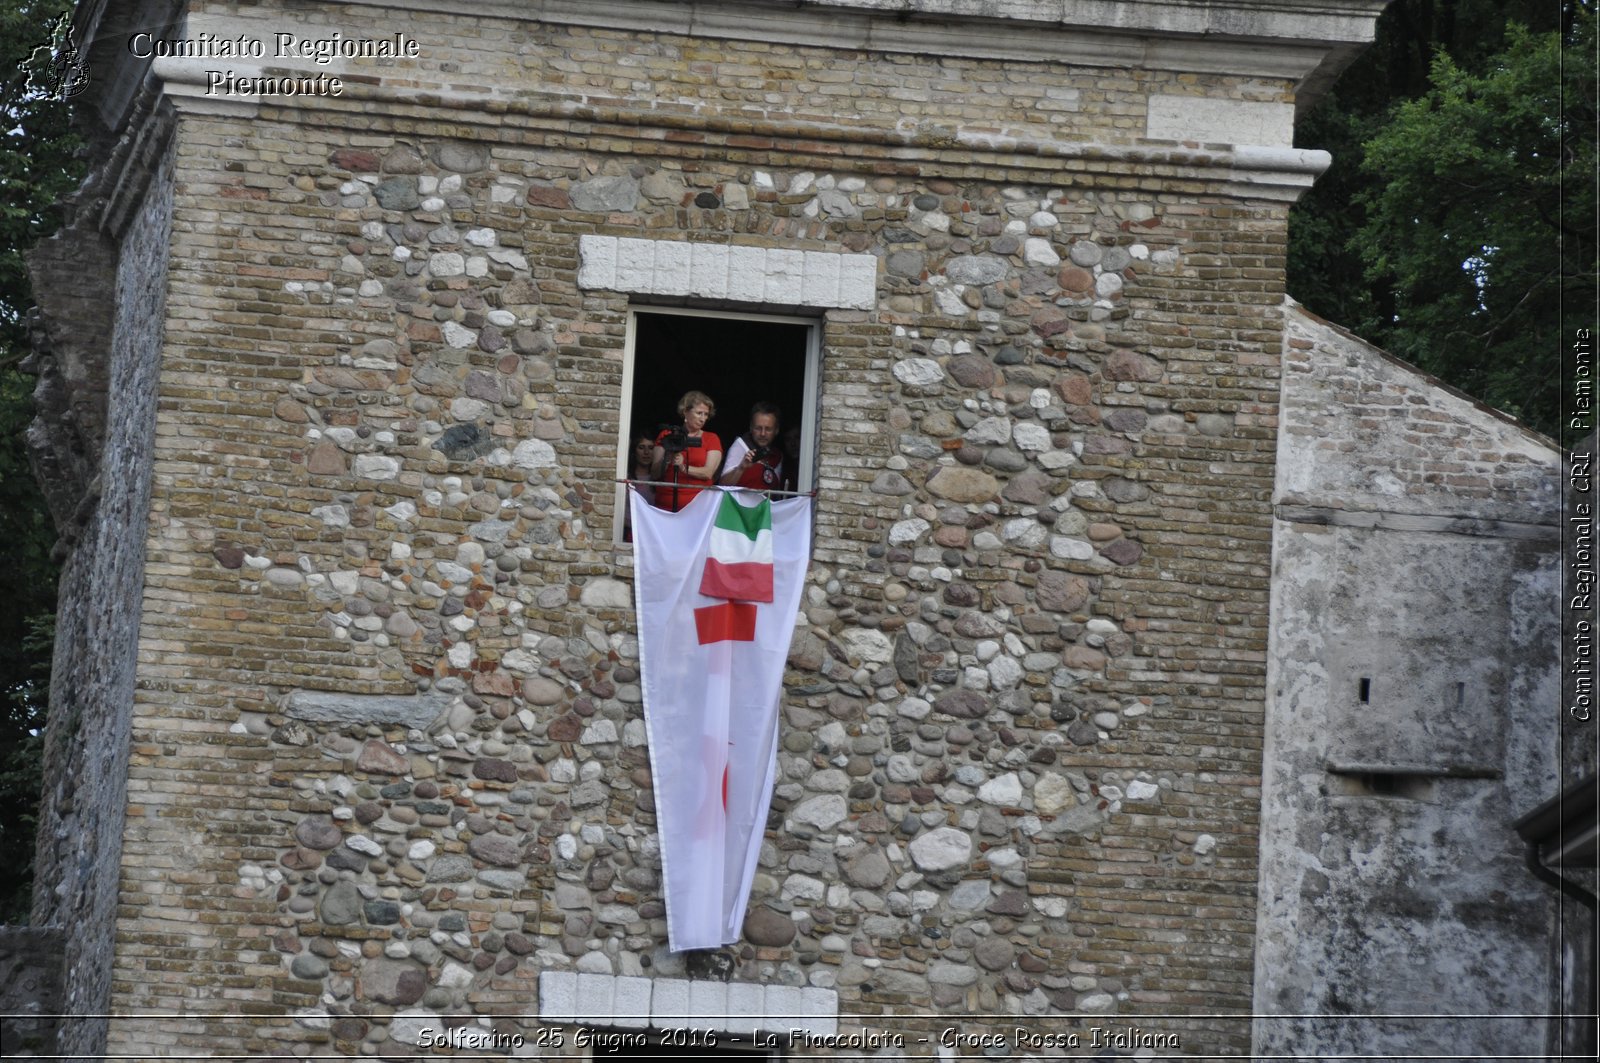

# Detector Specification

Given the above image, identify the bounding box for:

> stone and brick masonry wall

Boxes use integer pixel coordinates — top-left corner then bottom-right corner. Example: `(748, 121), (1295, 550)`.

(101, 6), (1293, 1057)
(27, 138), (174, 1062)
(1277, 303), (1559, 524)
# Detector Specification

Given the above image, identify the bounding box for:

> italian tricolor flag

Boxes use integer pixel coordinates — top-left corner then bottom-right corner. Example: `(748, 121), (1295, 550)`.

(699, 495), (775, 604)
(631, 487), (812, 951)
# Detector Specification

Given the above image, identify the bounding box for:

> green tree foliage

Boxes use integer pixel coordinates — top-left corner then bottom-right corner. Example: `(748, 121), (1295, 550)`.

(1356, 12), (1594, 440)
(1290, 0), (1590, 441)
(0, 0), (81, 922)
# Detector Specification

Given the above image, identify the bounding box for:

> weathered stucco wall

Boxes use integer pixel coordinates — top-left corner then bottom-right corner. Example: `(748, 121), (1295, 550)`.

(1253, 302), (1564, 1057)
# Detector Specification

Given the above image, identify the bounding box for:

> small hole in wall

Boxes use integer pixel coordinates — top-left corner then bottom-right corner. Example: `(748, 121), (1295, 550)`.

(1364, 773), (1436, 800)
(1358, 677), (1371, 704)
(1362, 772), (1399, 796)
(1456, 681), (1465, 710)
(1326, 771), (1437, 801)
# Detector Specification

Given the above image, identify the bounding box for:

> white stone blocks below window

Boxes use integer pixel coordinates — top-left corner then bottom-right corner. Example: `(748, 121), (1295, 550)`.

(578, 235), (876, 310)
(538, 971), (839, 1036)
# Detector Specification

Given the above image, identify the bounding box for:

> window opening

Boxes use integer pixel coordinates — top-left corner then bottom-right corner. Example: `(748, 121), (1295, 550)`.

(615, 307), (820, 542)
(1358, 677), (1370, 704)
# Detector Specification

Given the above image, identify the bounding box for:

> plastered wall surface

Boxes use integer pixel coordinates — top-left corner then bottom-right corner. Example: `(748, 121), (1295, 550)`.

(1253, 304), (1564, 1058)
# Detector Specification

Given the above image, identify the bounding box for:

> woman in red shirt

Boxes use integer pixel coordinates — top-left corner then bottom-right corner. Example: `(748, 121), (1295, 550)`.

(651, 391), (722, 512)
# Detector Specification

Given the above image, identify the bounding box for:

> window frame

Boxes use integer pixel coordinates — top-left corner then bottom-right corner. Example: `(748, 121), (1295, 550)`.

(613, 304), (822, 544)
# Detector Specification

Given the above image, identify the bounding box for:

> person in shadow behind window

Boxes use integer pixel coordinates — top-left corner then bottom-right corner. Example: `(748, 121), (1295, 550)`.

(623, 431), (656, 541)
(779, 424), (803, 493)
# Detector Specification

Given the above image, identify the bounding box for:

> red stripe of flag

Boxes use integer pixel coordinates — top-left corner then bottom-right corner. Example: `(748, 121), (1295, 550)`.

(699, 558), (775, 602)
(694, 601), (757, 644)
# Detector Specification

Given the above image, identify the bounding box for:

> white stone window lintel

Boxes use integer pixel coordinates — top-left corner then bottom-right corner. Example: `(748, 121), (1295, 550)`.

(579, 234), (876, 311)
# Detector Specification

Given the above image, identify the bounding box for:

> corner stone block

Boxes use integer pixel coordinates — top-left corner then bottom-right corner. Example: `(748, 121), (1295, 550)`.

(576, 235), (617, 290)
(761, 984), (804, 1034)
(725, 981), (765, 1033)
(615, 238), (658, 292)
(612, 976), (652, 1029)
(650, 977), (691, 1026)
(538, 970), (577, 1023)
(801, 250), (842, 308)
(838, 253), (879, 310)
(689, 243), (730, 300)
(575, 971), (617, 1026)
(763, 248), (805, 305)
(577, 236), (876, 310)
(1146, 94), (1295, 148)
(579, 578), (632, 609)
(283, 689), (454, 730)
(726, 246), (767, 303)
(687, 979), (729, 1030)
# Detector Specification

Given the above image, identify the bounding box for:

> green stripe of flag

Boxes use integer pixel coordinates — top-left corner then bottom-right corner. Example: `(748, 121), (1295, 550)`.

(713, 494), (772, 541)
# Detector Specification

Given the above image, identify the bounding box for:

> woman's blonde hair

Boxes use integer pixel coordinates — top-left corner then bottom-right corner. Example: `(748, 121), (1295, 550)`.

(677, 390), (715, 417)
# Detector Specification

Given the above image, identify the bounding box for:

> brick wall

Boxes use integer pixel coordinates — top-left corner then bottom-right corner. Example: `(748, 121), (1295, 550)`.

(1278, 303), (1559, 523)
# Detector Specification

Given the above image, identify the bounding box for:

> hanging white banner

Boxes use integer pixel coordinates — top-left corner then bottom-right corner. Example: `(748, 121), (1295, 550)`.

(630, 487), (813, 951)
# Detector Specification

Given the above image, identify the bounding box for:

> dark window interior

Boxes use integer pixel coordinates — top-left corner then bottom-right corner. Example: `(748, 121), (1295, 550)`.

(630, 312), (810, 474)
(1355, 772), (1434, 800)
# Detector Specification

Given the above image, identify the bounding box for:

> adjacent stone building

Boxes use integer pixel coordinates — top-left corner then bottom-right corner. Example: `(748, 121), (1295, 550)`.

(1256, 303), (1566, 1058)
(21, 0), (1577, 1059)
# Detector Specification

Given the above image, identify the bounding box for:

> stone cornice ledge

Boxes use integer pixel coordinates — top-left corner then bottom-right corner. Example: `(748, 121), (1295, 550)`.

(148, 61), (1332, 200)
(341, 0), (1389, 92)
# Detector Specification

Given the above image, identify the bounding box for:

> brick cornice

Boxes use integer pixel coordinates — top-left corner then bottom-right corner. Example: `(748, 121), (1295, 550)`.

(148, 65), (1332, 201)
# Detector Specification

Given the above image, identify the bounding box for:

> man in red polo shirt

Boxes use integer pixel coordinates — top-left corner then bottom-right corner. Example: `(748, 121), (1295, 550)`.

(718, 402), (784, 492)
